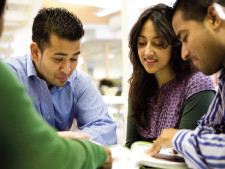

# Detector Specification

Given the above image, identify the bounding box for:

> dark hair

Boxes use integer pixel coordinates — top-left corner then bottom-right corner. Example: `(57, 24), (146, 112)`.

(0, 0), (6, 15)
(173, 0), (225, 22)
(128, 3), (195, 127)
(32, 8), (84, 53)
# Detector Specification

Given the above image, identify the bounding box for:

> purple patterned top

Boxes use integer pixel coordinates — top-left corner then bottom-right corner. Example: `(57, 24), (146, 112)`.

(137, 72), (216, 139)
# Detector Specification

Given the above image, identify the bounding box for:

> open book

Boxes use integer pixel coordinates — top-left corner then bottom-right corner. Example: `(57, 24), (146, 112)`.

(110, 141), (188, 169)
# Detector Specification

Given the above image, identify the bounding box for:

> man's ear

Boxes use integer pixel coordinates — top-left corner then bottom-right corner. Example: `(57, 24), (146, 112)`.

(207, 6), (222, 30)
(30, 42), (41, 62)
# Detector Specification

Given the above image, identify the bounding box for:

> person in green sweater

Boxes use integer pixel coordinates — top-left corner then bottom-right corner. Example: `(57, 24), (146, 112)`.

(0, 0), (112, 169)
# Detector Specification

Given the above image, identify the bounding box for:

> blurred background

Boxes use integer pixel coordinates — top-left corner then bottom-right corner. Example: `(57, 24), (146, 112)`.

(1, 0), (176, 144)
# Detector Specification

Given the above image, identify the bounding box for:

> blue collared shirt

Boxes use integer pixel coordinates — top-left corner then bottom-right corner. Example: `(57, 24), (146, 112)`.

(172, 68), (225, 169)
(5, 54), (117, 146)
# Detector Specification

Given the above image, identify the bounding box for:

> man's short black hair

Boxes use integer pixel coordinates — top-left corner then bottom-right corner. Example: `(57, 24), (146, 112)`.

(32, 8), (84, 53)
(173, 0), (225, 22)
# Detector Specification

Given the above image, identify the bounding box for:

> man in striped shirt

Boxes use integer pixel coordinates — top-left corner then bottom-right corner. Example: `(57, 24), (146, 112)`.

(146, 0), (225, 168)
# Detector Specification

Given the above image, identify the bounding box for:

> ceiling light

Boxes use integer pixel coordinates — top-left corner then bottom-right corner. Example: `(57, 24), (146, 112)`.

(108, 54), (115, 59)
(213, 3), (225, 20)
(56, 0), (121, 9)
(95, 8), (120, 17)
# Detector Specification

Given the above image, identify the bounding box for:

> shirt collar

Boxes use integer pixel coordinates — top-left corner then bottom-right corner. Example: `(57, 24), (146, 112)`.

(218, 68), (225, 81)
(27, 53), (38, 77)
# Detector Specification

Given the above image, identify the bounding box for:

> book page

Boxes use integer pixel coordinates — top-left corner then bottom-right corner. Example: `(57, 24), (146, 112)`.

(131, 142), (188, 169)
(110, 142), (188, 169)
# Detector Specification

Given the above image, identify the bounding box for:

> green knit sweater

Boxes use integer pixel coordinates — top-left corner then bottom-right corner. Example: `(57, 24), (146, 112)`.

(0, 61), (107, 169)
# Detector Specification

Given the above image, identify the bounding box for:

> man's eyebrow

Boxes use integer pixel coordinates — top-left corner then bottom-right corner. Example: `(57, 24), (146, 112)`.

(53, 51), (81, 56)
(73, 51), (81, 56)
(54, 53), (67, 56)
(177, 30), (186, 40)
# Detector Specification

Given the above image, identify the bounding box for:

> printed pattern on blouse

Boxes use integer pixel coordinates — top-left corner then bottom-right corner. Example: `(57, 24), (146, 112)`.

(137, 72), (215, 140)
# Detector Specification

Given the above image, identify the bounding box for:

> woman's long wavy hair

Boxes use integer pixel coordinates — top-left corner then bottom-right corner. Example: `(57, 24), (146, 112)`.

(128, 4), (195, 127)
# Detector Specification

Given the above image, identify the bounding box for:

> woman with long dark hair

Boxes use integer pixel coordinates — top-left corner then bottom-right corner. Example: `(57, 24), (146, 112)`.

(126, 3), (216, 148)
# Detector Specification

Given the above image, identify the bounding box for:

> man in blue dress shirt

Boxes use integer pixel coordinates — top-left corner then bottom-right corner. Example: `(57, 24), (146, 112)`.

(5, 8), (117, 146)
